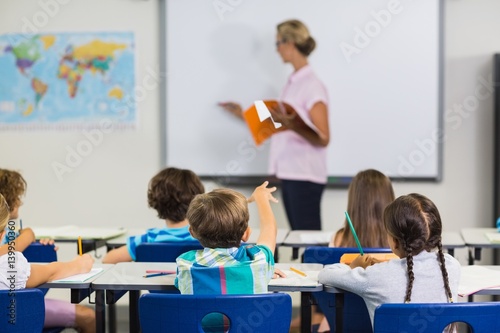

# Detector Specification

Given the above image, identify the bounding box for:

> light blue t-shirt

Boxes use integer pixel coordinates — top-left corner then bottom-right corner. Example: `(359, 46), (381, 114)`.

(126, 226), (196, 261)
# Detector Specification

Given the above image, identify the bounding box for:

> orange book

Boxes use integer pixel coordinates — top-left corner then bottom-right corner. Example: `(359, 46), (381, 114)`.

(243, 100), (319, 146)
(340, 253), (398, 264)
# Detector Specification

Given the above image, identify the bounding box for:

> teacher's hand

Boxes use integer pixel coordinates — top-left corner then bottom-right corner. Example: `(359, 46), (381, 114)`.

(268, 102), (297, 130)
(219, 101), (244, 120)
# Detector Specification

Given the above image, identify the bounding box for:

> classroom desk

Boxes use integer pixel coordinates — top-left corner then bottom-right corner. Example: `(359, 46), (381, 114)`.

(441, 231), (466, 257)
(460, 228), (499, 263)
(282, 230), (465, 259)
(33, 226), (127, 256)
(38, 264), (111, 304)
(91, 262), (323, 333)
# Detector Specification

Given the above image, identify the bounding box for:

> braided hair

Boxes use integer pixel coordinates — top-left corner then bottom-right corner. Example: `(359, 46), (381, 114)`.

(384, 193), (453, 303)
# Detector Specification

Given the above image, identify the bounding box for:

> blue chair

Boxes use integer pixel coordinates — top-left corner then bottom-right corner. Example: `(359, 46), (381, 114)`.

(22, 242), (65, 333)
(0, 289), (45, 332)
(303, 246), (392, 333)
(135, 241), (203, 262)
(374, 302), (500, 333)
(139, 293), (292, 333)
(23, 242), (57, 263)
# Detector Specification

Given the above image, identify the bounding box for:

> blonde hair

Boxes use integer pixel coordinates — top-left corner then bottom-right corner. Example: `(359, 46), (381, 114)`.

(187, 188), (249, 248)
(277, 19), (316, 56)
(0, 194), (10, 231)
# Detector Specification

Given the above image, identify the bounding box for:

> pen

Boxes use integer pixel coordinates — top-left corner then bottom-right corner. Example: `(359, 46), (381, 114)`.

(19, 219), (23, 231)
(345, 211), (364, 256)
(78, 236), (83, 256)
(145, 270), (176, 274)
(290, 267), (307, 277)
(143, 272), (170, 278)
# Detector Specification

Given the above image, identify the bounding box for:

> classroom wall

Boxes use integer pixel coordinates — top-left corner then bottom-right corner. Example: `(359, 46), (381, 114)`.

(1, 0), (499, 265)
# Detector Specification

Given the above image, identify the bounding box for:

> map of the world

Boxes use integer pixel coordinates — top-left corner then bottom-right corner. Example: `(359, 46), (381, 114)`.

(0, 32), (135, 129)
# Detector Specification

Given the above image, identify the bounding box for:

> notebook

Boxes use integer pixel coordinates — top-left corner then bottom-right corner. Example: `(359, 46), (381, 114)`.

(458, 266), (500, 296)
(50, 267), (104, 283)
(268, 270), (320, 287)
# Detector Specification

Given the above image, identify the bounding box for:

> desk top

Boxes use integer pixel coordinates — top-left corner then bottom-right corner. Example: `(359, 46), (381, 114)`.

(282, 230), (335, 247)
(461, 228), (500, 248)
(91, 262), (323, 292)
(106, 228), (290, 247)
(441, 231), (466, 248)
(39, 264), (112, 289)
(33, 226), (127, 241)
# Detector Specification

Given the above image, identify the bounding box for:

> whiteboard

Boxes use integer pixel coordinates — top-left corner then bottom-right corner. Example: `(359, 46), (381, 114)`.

(162, 0), (443, 185)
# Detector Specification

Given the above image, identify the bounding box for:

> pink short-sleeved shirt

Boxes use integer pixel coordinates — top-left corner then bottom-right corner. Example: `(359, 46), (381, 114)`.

(268, 65), (329, 184)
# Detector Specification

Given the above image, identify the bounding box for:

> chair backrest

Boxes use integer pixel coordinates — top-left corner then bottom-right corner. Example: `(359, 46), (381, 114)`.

(0, 289), (45, 332)
(303, 246), (392, 333)
(135, 242), (203, 262)
(139, 292), (292, 333)
(22, 242), (57, 262)
(374, 302), (500, 333)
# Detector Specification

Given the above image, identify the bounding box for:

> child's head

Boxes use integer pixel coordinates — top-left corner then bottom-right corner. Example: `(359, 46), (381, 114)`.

(0, 194), (10, 231)
(384, 193), (452, 303)
(147, 167), (204, 223)
(0, 168), (27, 219)
(187, 188), (249, 248)
(340, 169), (394, 248)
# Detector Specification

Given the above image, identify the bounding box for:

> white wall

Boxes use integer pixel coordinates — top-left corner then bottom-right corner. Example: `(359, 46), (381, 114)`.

(1, 0), (499, 266)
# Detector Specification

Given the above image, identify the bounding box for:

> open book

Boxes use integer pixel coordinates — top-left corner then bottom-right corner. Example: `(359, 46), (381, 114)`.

(243, 100), (320, 146)
(458, 266), (500, 296)
(484, 232), (500, 243)
(50, 267), (104, 283)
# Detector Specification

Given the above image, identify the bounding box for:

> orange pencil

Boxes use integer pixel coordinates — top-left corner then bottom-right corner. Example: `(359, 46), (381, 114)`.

(290, 267), (307, 277)
(78, 236), (83, 256)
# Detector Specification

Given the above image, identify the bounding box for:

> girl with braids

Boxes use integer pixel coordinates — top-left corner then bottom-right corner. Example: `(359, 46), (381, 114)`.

(318, 193), (461, 329)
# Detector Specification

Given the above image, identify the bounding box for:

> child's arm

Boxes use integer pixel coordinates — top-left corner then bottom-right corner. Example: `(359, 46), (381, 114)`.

(12, 228), (36, 251)
(0, 228), (36, 255)
(102, 245), (133, 264)
(248, 181), (278, 254)
(27, 253), (94, 288)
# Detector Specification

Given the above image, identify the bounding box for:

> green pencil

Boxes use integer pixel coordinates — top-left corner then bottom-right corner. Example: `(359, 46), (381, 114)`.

(345, 211), (364, 256)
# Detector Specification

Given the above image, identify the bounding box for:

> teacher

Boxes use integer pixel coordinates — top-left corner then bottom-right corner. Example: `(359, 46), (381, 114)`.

(220, 19), (330, 230)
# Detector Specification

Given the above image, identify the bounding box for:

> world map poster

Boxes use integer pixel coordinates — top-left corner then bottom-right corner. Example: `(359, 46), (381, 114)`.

(0, 32), (135, 130)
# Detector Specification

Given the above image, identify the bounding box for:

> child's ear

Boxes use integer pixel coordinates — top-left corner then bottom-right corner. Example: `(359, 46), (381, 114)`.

(241, 226), (251, 242)
(188, 226), (196, 238)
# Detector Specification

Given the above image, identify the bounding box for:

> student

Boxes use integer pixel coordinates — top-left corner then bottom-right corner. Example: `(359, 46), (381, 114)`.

(311, 169), (395, 332)
(331, 169), (395, 247)
(102, 167), (205, 263)
(175, 181), (278, 294)
(0, 194), (95, 332)
(318, 193), (461, 329)
(0, 168), (96, 333)
(220, 19), (329, 231)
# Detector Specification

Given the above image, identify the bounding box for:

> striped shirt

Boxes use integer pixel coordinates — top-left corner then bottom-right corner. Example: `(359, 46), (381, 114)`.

(175, 245), (274, 294)
(126, 226), (196, 261)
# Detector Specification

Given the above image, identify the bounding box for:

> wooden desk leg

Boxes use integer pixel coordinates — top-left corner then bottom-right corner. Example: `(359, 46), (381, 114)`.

(335, 293), (344, 333)
(95, 290), (106, 333)
(129, 290), (141, 332)
(300, 292), (311, 333)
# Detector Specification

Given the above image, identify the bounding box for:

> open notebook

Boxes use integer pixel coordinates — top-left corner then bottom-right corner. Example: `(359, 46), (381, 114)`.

(33, 226), (127, 240)
(458, 266), (500, 296)
(484, 232), (500, 243)
(50, 268), (103, 283)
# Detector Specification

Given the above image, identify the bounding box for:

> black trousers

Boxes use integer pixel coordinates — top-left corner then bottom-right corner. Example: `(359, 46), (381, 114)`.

(281, 179), (325, 230)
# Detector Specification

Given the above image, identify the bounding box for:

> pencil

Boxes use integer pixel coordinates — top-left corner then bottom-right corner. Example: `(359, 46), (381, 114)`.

(345, 211), (364, 255)
(78, 236), (83, 256)
(143, 272), (169, 278)
(145, 270), (176, 274)
(290, 267), (307, 277)
(19, 219), (23, 231)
